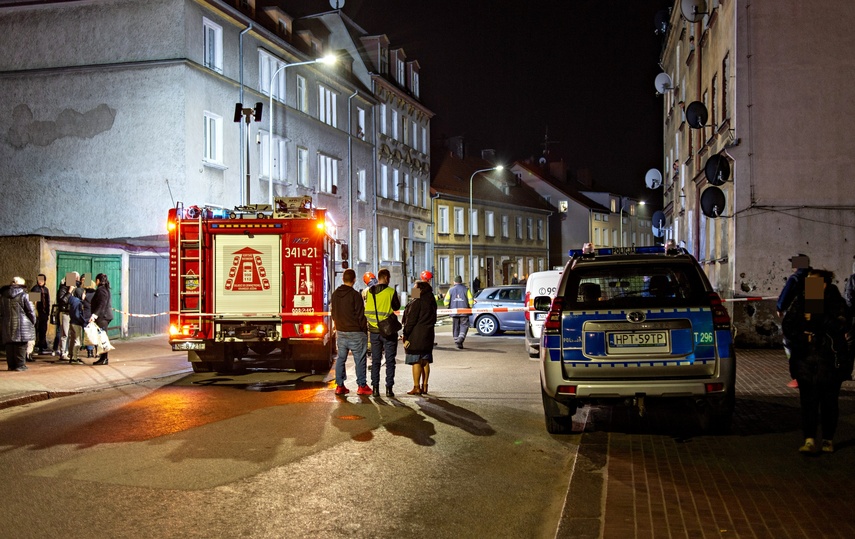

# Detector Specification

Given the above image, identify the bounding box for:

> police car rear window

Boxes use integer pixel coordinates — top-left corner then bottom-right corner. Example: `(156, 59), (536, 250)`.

(563, 263), (708, 308)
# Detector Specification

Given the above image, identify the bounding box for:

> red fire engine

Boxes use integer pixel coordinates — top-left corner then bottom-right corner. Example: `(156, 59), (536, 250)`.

(167, 196), (342, 373)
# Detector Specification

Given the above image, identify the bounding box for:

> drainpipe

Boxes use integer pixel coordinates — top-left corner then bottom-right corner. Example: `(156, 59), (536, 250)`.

(371, 77), (379, 273)
(238, 23), (253, 205)
(347, 89), (358, 270)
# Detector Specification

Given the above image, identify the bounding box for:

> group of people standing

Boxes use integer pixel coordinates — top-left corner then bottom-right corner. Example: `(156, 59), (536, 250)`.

(330, 268), (437, 398)
(776, 254), (855, 454)
(1, 272), (114, 371)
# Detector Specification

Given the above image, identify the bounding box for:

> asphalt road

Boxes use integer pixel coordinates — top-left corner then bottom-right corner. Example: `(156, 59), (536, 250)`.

(0, 330), (577, 539)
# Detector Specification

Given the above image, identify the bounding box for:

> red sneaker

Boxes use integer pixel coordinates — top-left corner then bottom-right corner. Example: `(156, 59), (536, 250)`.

(357, 385), (373, 395)
(787, 379), (798, 388)
(335, 385), (350, 395)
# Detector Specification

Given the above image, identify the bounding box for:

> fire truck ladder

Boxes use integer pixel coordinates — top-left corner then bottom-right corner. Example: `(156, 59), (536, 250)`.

(177, 212), (204, 333)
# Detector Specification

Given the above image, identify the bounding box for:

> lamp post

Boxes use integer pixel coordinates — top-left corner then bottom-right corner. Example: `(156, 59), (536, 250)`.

(268, 54), (336, 205)
(469, 165), (503, 285)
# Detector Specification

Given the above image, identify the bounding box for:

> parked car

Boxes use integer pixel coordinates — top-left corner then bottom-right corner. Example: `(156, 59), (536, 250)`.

(524, 269), (563, 357)
(469, 285), (525, 336)
(536, 242), (735, 434)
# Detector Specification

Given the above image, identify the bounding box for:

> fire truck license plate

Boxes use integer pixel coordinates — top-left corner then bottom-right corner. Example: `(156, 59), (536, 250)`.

(172, 342), (206, 351)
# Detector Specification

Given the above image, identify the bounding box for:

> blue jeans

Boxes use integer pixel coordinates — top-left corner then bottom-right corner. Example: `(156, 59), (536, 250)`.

(335, 331), (368, 387)
(370, 331), (398, 388)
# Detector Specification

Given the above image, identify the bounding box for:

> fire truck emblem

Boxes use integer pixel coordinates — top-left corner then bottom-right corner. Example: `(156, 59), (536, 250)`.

(225, 247), (271, 291)
(294, 264), (313, 307)
(184, 269), (199, 291)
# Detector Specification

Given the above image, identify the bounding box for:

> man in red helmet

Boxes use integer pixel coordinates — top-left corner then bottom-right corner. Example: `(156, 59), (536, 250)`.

(420, 270), (432, 282)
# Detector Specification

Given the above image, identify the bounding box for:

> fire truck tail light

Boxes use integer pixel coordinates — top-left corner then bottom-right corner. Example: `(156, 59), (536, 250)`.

(167, 220), (176, 232)
(316, 221), (325, 231)
(169, 324), (180, 336)
(300, 323), (327, 335)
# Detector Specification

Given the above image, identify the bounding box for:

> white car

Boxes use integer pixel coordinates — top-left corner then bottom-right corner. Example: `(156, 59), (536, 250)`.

(524, 269), (562, 357)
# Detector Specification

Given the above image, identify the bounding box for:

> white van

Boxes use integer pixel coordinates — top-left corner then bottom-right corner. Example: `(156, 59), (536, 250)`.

(524, 269), (562, 357)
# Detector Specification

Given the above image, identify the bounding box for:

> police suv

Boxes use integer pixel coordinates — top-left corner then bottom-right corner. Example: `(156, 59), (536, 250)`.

(534, 242), (735, 434)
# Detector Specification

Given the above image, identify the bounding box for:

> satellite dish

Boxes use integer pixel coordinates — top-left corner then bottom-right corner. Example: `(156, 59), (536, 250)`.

(685, 101), (708, 128)
(654, 9), (670, 35)
(651, 210), (666, 238)
(330, 0), (345, 8)
(538, 156), (547, 165)
(654, 72), (673, 94)
(705, 154), (731, 186)
(700, 186), (726, 218)
(680, 0), (707, 23)
(645, 168), (663, 189)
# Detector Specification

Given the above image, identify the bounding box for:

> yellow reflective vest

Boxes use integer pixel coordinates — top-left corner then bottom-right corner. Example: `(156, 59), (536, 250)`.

(365, 285), (395, 329)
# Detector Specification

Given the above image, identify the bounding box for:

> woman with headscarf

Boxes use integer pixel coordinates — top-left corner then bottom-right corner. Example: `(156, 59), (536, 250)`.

(89, 273), (114, 365)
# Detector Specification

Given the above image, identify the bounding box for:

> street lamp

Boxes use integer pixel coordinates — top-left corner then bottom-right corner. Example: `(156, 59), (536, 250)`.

(268, 54), (336, 205)
(469, 165), (503, 285)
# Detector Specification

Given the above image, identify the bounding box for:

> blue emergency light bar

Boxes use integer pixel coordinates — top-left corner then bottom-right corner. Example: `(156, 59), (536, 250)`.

(568, 245), (666, 257)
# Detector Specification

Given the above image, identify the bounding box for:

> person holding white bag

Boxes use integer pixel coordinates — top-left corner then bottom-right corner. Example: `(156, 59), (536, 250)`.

(89, 273), (114, 365)
(67, 286), (90, 365)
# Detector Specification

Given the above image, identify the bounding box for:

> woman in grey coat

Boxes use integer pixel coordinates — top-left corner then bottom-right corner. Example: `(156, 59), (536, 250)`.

(1, 277), (36, 371)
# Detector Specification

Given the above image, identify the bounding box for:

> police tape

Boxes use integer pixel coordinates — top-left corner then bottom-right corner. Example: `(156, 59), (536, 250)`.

(722, 296), (777, 302)
(112, 309), (169, 318)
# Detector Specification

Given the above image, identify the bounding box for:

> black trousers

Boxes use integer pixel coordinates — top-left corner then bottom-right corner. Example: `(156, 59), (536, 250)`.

(5, 342), (27, 370)
(35, 311), (49, 351)
(796, 375), (843, 440)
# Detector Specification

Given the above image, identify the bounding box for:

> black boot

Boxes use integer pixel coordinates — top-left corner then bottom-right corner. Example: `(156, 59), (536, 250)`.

(93, 353), (108, 365)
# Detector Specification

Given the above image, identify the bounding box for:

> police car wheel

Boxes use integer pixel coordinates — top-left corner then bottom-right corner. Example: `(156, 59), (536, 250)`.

(541, 386), (576, 434)
(476, 315), (499, 336)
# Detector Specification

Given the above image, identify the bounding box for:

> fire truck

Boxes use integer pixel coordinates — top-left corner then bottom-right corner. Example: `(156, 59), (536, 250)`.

(167, 196), (343, 373)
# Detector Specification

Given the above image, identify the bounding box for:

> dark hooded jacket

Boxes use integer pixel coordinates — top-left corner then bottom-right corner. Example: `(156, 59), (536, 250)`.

(1, 284), (36, 343)
(331, 284), (368, 333)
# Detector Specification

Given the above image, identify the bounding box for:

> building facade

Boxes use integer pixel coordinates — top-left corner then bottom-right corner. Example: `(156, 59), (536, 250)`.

(658, 0), (855, 345)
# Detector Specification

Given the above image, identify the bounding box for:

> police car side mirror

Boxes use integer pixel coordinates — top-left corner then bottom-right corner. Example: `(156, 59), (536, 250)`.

(534, 296), (552, 311)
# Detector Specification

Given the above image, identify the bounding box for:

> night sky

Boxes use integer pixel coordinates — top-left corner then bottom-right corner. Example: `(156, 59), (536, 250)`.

(282, 0), (670, 204)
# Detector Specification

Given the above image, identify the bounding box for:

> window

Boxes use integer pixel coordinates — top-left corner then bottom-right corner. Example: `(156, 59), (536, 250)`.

(515, 216), (523, 239)
(296, 76), (307, 112)
(411, 70), (420, 98)
(421, 127), (427, 154)
(594, 227), (601, 245)
(358, 229), (367, 262)
(711, 74), (718, 128)
(380, 164), (388, 198)
(438, 205), (449, 234)
(613, 230), (618, 247)
(594, 213), (602, 221)
(721, 53), (730, 121)
(438, 256), (450, 284)
(411, 121), (418, 150)
(454, 256), (465, 281)
(396, 57), (405, 85)
(203, 18), (223, 73)
(297, 147), (309, 186)
(537, 219), (543, 241)
(357, 169), (366, 201)
(380, 227), (389, 261)
(402, 119), (409, 146)
(203, 111), (222, 164)
(559, 200), (569, 213)
(379, 47), (388, 74)
(380, 104), (387, 135)
(318, 85), (337, 127)
(356, 107), (366, 139)
(485, 211), (495, 237)
(392, 109), (399, 139)
(526, 218), (534, 240)
(454, 207), (465, 234)
(393, 229), (401, 261)
(603, 226), (609, 246)
(413, 174), (420, 207)
(501, 215), (509, 238)
(471, 209), (479, 236)
(259, 51), (285, 101)
(404, 173), (410, 204)
(259, 131), (286, 181)
(318, 154), (337, 194)
(422, 180), (429, 208)
(392, 169), (400, 201)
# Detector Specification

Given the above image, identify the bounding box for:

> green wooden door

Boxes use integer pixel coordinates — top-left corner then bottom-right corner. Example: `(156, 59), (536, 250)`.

(56, 252), (122, 337)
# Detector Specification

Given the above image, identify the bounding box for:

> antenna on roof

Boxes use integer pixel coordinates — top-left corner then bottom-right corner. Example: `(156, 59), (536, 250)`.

(541, 125), (560, 158)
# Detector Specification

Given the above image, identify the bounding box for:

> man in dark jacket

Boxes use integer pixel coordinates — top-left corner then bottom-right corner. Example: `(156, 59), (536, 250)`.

(1, 277), (37, 371)
(365, 268), (401, 397)
(30, 273), (50, 354)
(331, 268), (371, 396)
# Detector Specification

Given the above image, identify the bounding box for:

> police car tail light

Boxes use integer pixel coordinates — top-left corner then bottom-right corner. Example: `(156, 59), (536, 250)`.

(524, 291), (531, 321)
(544, 297), (564, 331)
(708, 292), (731, 329)
(705, 382), (725, 393)
(557, 385), (577, 396)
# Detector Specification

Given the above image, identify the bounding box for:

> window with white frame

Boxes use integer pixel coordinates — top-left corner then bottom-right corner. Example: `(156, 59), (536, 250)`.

(318, 154), (337, 194)
(203, 111), (223, 164)
(411, 70), (420, 98)
(603, 227), (609, 246)
(358, 229), (367, 262)
(296, 75), (307, 112)
(402, 119), (409, 146)
(356, 107), (366, 139)
(410, 120), (418, 150)
(392, 169), (400, 201)
(357, 169), (366, 201)
(526, 218), (534, 240)
(421, 127), (427, 154)
(413, 174), (420, 207)
(537, 219), (543, 241)
(318, 85), (337, 127)
(501, 215), (509, 238)
(297, 147), (309, 186)
(438, 256), (450, 284)
(454, 207), (465, 234)
(380, 104), (387, 135)
(471, 209), (479, 236)
(396, 57), (405, 85)
(485, 211), (495, 237)
(422, 180), (429, 208)
(515, 216), (523, 239)
(392, 109), (399, 139)
(380, 164), (388, 198)
(594, 227), (600, 245)
(438, 205), (449, 234)
(454, 256), (465, 280)
(404, 173), (410, 204)
(393, 228), (401, 260)
(380, 227), (389, 261)
(259, 51), (285, 101)
(259, 131), (286, 181)
(203, 18), (223, 73)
